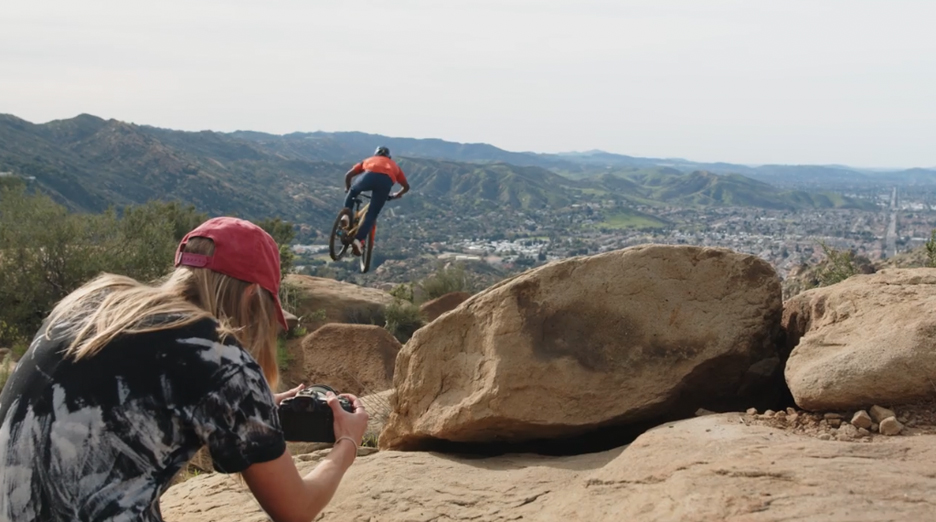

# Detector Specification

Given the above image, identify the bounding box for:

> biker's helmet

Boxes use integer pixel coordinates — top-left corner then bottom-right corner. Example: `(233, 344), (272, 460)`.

(375, 146), (391, 158)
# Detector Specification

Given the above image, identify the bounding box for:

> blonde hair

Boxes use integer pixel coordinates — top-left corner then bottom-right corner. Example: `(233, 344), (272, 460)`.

(45, 237), (280, 389)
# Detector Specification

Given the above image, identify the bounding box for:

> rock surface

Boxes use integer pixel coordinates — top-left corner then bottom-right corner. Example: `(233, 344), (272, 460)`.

(161, 414), (936, 521)
(783, 268), (936, 410)
(299, 324), (402, 397)
(419, 291), (472, 322)
(283, 274), (394, 330)
(381, 245), (784, 449)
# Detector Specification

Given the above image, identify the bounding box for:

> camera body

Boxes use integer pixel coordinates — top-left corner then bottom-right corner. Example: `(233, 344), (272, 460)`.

(278, 384), (354, 443)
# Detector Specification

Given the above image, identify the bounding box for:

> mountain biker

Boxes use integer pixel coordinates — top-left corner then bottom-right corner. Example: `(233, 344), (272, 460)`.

(0, 216), (369, 522)
(342, 146), (409, 255)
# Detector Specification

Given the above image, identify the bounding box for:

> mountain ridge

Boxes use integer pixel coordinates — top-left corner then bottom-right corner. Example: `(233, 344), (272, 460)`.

(0, 113), (893, 240)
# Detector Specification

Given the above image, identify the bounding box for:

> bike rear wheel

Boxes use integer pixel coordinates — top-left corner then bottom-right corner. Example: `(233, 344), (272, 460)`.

(329, 209), (352, 261)
(359, 225), (375, 273)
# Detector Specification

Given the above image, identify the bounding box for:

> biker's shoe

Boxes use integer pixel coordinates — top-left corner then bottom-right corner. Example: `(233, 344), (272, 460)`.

(351, 239), (363, 256)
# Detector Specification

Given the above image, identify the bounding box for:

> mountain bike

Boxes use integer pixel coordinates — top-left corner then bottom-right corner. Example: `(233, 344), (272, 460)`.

(328, 193), (396, 273)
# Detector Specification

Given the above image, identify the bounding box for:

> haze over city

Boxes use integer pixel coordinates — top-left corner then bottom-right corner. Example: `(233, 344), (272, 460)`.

(2, 0), (934, 168)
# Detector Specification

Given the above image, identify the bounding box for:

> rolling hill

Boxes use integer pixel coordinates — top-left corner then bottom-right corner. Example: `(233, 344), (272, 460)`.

(0, 113), (888, 239)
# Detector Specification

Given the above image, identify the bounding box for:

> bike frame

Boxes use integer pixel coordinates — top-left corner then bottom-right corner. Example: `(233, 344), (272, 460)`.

(343, 194), (376, 242)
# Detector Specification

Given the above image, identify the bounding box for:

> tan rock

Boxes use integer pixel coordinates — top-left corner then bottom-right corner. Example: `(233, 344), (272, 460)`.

(381, 245), (784, 449)
(419, 291), (472, 322)
(784, 269), (936, 410)
(870, 405), (896, 424)
(161, 414), (936, 522)
(300, 324), (401, 397)
(746, 407), (758, 415)
(852, 410), (873, 429)
(880, 416), (904, 436)
(282, 274), (394, 330)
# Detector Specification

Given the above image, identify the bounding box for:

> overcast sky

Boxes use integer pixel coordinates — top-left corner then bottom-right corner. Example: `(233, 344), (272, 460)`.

(2, 0), (934, 168)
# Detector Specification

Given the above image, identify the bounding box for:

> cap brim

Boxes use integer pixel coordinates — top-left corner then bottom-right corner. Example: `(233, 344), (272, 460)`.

(274, 296), (289, 332)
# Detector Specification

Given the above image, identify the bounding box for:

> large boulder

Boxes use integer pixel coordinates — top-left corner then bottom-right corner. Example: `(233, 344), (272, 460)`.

(420, 291), (471, 322)
(300, 324), (402, 396)
(161, 414), (936, 521)
(380, 245), (784, 449)
(784, 268), (936, 411)
(276, 276), (396, 389)
(282, 274), (394, 330)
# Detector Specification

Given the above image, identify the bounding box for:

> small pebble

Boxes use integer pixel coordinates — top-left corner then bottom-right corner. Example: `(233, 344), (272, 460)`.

(828, 419), (842, 428)
(824, 413), (843, 420)
(880, 417), (904, 436)
(786, 407), (797, 416)
(871, 423), (879, 433)
(818, 433), (832, 441)
(764, 409), (776, 417)
(746, 408), (758, 415)
(851, 410), (872, 430)
(870, 405), (896, 424)
(857, 428), (870, 437)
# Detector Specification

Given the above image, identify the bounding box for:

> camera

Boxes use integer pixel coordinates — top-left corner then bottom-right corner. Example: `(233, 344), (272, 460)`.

(278, 384), (355, 443)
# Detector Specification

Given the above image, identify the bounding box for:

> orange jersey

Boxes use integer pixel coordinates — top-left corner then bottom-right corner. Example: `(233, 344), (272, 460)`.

(350, 156), (407, 185)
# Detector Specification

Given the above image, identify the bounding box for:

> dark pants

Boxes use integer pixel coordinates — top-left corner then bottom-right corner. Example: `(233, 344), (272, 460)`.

(344, 171), (394, 241)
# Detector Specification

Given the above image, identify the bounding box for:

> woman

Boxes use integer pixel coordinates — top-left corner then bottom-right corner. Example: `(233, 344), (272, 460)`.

(0, 217), (368, 522)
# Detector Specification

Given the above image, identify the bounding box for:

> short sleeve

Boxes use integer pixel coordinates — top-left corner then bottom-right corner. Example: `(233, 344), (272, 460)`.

(191, 365), (286, 474)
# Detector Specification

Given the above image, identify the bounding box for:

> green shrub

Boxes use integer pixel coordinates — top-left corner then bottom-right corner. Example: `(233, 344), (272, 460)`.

(816, 240), (860, 287)
(389, 282), (415, 303)
(344, 307), (385, 326)
(417, 263), (472, 303)
(383, 300), (424, 344)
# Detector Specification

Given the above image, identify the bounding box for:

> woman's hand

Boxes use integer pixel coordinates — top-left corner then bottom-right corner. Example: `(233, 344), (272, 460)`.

(326, 392), (369, 449)
(273, 383), (305, 406)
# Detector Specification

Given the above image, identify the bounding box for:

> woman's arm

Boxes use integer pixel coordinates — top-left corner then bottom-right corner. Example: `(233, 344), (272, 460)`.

(241, 393), (368, 522)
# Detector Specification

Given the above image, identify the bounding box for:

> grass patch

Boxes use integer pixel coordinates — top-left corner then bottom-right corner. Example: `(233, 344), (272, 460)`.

(276, 338), (294, 371)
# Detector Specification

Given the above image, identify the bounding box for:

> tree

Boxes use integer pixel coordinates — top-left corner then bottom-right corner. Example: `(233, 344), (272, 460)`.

(0, 185), (204, 348)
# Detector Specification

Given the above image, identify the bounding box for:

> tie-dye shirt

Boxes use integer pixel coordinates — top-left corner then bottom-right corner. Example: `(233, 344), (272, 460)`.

(0, 316), (286, 522)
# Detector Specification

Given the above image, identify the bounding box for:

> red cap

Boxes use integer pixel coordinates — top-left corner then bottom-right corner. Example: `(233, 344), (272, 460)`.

(174, 217), (288, 331)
